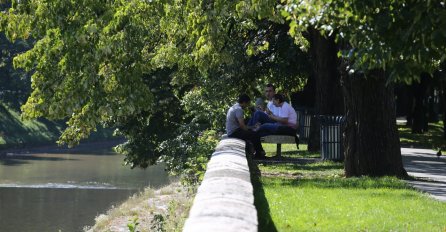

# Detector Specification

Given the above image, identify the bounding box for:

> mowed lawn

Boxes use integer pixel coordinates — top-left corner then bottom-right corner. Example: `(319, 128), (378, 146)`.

(254, 144), (446, 232)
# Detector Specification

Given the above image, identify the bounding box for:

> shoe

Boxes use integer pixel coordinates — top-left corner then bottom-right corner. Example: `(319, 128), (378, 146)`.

(253, 151), (267, 160)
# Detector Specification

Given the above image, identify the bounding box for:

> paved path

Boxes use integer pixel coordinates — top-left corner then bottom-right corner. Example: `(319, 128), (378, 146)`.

(401, 147), (446, 201)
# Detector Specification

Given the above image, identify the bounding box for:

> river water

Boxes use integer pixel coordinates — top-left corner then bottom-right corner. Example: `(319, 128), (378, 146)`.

(0, 141), (170, 231)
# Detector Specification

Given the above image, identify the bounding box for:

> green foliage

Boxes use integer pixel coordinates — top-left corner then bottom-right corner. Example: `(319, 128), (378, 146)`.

(159, 128), (219, 185)
(0, 0), (312, 176)
(280, 0), (446, 82)
(0, 33), (32, 110)
(127, 216), (139, 232)
(150, 214), (165, 232)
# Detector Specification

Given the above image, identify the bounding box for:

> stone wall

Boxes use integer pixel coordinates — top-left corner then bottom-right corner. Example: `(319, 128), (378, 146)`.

(182, 138), (258, 232)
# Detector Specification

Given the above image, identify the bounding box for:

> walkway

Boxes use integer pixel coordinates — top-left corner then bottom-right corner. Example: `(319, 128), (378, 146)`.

(401, 147), (446, 201)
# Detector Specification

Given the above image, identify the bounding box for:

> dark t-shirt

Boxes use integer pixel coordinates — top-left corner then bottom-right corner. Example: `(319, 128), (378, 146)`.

(226, 103), (244, 135)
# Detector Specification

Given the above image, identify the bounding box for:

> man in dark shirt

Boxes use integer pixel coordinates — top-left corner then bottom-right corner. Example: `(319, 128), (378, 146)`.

(226, 94), (266, 159)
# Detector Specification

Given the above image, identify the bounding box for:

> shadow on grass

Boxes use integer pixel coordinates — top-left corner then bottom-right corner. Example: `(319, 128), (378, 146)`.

(263, 176), (412, 190)
(398, 122), (445, 149)
(264, 148), (320, 159)
(258, 161), (343, 172)
(249, 157), (278, 232)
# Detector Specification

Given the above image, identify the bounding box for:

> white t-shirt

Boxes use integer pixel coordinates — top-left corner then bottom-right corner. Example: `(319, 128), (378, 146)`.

(276, 102), (297, 128)
(267, 101), (280, 116)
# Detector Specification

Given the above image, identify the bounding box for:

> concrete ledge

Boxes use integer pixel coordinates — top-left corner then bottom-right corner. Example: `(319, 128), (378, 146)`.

(183, 138), (258, 232)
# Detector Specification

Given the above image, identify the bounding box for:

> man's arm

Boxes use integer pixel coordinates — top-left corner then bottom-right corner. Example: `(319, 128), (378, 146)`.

(237, 117), (249, 131)
(269, 114), (288, 124)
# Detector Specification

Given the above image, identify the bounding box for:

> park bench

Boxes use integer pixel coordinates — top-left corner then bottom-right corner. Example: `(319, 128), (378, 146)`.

(260, 110), (312, 157)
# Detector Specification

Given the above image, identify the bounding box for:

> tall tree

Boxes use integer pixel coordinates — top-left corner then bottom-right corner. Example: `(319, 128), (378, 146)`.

(2, 0), (446, 178)
(282, 0), (446, 177)
(307, 28), (344, 152)
(0, 0), (309, 171)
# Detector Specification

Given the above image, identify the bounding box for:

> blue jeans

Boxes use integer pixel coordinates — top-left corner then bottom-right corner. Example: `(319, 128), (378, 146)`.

(248, 111), (275, 126)
(257, 123), (281, 137)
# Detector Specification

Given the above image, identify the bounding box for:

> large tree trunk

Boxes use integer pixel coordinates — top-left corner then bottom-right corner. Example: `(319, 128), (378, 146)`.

(291, 74), (315, 108)
(307, 28), (344, 152)
(342, 69), (407, 177)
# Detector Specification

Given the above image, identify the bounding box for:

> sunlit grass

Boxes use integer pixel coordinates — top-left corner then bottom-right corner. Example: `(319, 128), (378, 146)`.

(253, 145), (446, 232)
(258, 176), (446, 232)
(258, 161), (343, 179)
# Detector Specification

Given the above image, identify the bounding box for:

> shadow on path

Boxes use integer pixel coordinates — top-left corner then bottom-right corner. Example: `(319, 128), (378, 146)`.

(402, 147), (446, 201)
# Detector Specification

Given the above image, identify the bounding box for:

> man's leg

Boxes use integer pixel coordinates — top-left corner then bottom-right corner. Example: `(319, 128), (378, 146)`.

(248, 111), (275, 126)
(257, 123), (280, 137)
(276, 126), (298, 136)
(229, 128), (265, 155)
(276, 126), (299, 149)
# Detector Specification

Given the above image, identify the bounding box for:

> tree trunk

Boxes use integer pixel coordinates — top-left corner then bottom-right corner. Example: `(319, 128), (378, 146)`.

(307, 28), (344, 152)
(291, 74), (315, 108)
(342, 69), (407, 177)
(411, 73), (430, 133)
(442, 81), (446, 139)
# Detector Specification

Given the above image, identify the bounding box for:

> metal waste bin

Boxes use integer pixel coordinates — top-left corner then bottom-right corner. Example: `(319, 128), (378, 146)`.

(296, 108), (312, 142)
(319, 115), (345, 161)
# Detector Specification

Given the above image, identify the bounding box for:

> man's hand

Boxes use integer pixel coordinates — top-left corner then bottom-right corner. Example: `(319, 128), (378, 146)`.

(237, 117), (249, 131)
(266, 108), (272, 115)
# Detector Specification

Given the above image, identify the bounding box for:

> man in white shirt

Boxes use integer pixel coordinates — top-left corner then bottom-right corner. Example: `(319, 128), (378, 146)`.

(247, 83), (278, 127)
(256, 93), (298, 137)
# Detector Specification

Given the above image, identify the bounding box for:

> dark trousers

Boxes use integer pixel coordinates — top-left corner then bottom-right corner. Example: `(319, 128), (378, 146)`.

(229, 128), (264, 154)
(247, 110), (275, 126)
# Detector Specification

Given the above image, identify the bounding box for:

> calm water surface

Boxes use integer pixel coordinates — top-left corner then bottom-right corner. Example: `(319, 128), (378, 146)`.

(0, 141), (170, 231)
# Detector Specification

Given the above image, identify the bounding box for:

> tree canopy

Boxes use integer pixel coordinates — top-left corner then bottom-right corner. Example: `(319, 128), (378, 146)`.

(1, 0), (445, 178)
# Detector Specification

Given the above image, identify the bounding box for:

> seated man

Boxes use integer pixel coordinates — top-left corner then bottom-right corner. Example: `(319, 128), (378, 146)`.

(226, 94), (266, 159)
(248, 83), (278, 127)
(256, 93), (298, 137)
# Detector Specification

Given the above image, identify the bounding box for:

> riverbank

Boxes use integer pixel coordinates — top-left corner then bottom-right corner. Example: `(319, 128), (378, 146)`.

(85, 181), (194, 232)
(0, 102), (114, 151)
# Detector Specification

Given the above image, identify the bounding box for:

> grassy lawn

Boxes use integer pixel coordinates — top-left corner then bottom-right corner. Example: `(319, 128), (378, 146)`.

(263, 143), (321, 159)
(253, 144), (446, 232)
(398, 121), (445, 150)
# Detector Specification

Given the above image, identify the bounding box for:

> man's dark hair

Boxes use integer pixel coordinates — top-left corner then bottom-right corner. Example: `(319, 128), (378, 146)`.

(273, 93), (285, 103)
(266, 83), (275, 91)
(238, 94), (251, 104)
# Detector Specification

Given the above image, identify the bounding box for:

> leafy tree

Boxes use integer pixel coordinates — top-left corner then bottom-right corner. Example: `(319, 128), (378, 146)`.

(6, 0), (444, 179)
(0, 0), (309, 180)
(280, 0), (446, 177)
(0, 32), (32, 109)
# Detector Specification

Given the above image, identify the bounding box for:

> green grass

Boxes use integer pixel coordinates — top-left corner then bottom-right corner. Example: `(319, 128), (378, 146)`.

(398, 121), (445, 150)
(258, 161), (343, 179)
(262, 143), (321, 159)
(252, 145), (446, 232)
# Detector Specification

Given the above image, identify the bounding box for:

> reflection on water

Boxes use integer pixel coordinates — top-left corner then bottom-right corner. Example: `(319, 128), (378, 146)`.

(0, 141), (170, 231)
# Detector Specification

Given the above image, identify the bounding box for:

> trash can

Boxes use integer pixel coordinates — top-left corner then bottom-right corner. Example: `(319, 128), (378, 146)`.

(296, 108), (312, 142)
(319, 115), (345, 161)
